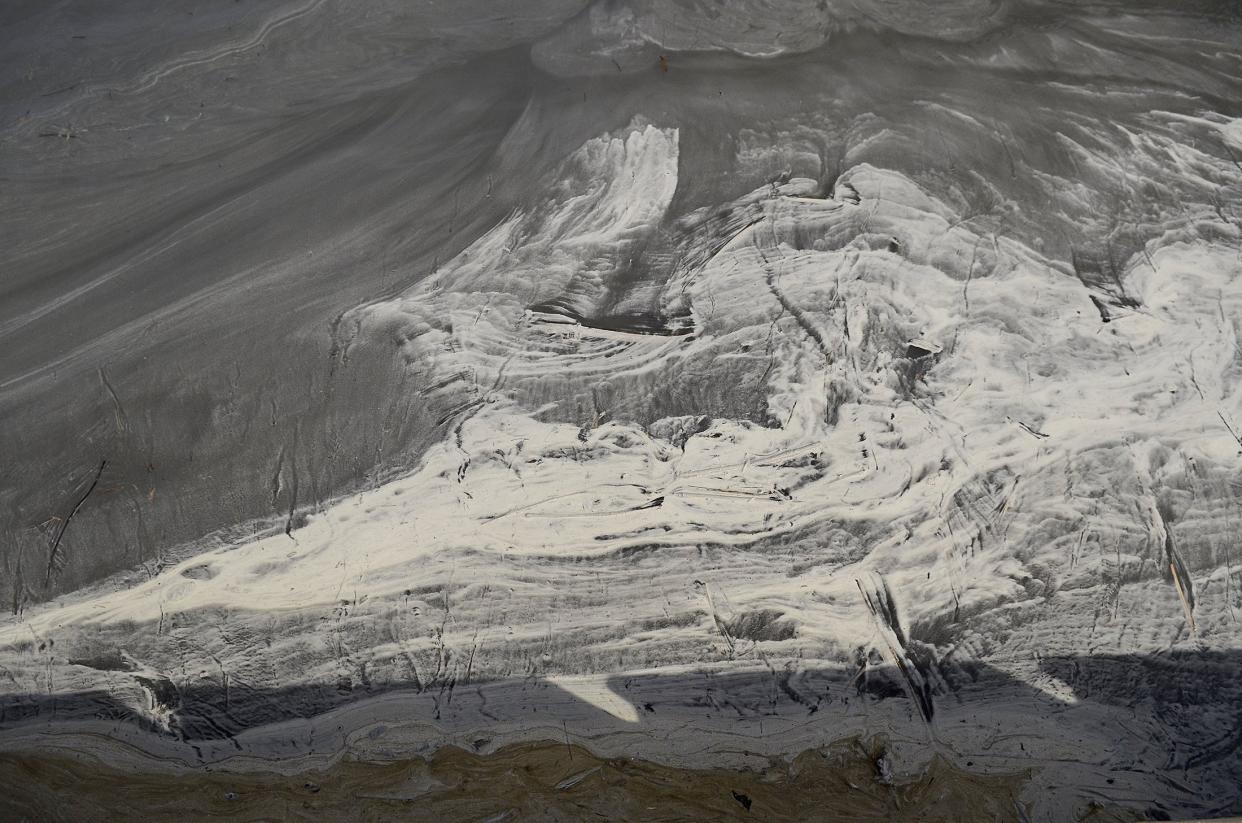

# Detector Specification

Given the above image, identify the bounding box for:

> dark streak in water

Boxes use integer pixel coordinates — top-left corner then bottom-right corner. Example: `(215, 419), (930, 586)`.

(44, 459), (107, 589)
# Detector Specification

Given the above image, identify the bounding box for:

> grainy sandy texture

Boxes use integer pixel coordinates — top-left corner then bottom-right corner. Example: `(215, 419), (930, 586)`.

(0, 737), (1035, 823)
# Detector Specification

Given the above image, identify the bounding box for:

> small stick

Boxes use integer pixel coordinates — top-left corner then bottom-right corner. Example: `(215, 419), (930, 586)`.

(45, 460), (107, 587)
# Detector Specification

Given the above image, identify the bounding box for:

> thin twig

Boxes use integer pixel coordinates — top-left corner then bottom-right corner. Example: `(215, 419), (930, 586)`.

(45, 460), (106, 587)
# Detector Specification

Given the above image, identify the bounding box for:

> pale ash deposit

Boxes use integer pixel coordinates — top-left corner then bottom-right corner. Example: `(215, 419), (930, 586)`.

(3, 117), (1242, 819)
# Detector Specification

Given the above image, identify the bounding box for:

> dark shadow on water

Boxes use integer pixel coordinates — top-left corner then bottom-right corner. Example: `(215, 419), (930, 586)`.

(1, 648), (1240, 819)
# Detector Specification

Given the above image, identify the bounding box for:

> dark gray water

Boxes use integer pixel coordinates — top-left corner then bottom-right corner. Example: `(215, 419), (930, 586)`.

(3, 0), (1239, 601)
(2, 3), (1242, 819)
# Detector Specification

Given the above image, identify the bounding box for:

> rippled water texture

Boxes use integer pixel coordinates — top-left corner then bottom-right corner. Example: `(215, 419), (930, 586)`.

(2, 1), (1241, 820)
(2, 738), (1032, 822)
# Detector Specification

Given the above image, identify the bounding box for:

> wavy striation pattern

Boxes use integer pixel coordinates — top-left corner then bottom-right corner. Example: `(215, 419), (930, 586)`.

(3, 1), (1242, 819)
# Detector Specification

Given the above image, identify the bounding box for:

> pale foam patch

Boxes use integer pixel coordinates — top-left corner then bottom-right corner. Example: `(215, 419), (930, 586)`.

(548, 674), (641, 723)
(4, 144), (1241, 706)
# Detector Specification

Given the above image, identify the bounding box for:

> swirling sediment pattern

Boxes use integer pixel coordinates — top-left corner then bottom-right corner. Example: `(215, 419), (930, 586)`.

(2, 1), (1241, 819)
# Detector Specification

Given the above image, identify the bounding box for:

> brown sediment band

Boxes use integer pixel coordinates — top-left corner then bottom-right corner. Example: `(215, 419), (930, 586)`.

(1, 736), (1028, 822)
